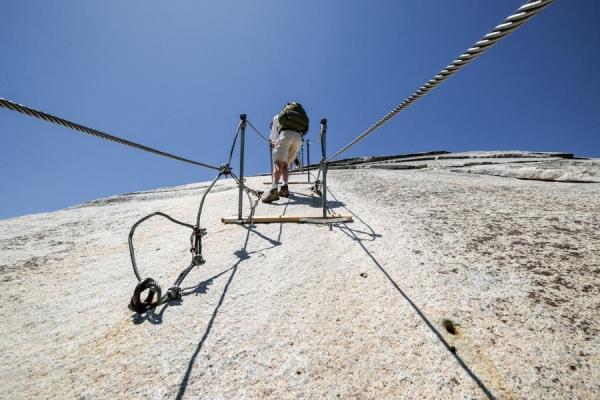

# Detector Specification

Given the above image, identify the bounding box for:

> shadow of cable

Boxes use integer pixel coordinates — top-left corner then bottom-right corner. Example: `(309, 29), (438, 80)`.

(337, 223), (496, 400)
(131, 266), (240, 325)
(243, 224), (281, 248)
(276, 196), (291, 243)
(176, 200), (274, 400)
(176, 256), (243, 400)
(132, 302), (170, 325)
(326, 186), (381, 242)
(180, 267), (236, 296)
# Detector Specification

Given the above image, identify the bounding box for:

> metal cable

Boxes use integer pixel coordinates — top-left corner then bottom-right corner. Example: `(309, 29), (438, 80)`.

(127, 116), (261, 309)
(128, 172), (223, 297)
(327, 0), (554, 162)
(0, 97), (221, 170)
(195, 172), (223, 227)
(227, 121), (243, 165)
(128, 212), (197, 282)
(229, 171), (263, 198)
(246, 119), (270, 143)
(172, 262), (197, 288)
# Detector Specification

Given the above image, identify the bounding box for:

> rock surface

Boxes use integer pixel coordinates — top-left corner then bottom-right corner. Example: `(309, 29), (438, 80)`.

(1, 151), (599, 399)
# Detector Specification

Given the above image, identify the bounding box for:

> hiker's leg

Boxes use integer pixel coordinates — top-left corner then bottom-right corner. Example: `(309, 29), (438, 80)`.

(280, 161), (289, 184)
(286, 133), (302, 181)
(272, 161), (282, 189)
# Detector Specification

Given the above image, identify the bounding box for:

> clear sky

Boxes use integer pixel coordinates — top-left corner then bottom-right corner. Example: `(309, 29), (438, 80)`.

(1, 1), (599, 219)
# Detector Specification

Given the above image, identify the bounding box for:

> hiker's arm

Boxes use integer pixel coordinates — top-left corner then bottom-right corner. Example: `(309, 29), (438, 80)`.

(269, 116), (278, 144)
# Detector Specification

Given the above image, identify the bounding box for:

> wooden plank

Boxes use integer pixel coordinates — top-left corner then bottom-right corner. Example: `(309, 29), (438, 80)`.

(221, 215), (353, 224)
(299, 216), (353, 224)
(262, 182), (310, 185)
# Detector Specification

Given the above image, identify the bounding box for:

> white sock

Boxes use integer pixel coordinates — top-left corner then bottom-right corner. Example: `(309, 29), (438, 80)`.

(283, 179), (288, 186)
(271, 181), (279, 190)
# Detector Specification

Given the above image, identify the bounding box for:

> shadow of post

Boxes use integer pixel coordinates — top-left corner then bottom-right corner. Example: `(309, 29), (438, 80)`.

(176, 255), (243, 400)
(176, 199), (279, 400)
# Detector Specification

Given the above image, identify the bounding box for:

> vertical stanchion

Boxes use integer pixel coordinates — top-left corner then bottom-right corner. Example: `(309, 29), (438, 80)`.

(320, 119), (328, 218)
(269, 120), (274, 184)
(269, 141), (274, 184)
(238, 114), (247, 221)
(306, 140), (311, 183)
(301, 139), (305, 169)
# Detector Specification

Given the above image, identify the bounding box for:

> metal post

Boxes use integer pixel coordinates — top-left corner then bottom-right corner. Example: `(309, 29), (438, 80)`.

(306, 140), (311, 183)
(320, 119), (328, 218)
(301, 139), (304, 169)
(238, 114), (247, 221)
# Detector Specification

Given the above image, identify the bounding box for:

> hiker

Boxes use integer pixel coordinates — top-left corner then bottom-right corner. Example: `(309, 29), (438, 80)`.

(262, 102), (309, 203)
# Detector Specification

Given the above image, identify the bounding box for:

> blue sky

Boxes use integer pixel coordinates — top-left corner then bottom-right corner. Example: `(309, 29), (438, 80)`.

(1, 1), (599, 219)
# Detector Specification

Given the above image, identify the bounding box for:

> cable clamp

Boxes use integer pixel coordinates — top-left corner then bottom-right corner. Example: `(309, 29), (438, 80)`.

(192, 254), (205, 266)
(166, 286), (183, 302)
(219, 163), (232, 176)
(310, 180), (322, 197)
(190, 227), (207, 254)
(194, 227), (207, 238)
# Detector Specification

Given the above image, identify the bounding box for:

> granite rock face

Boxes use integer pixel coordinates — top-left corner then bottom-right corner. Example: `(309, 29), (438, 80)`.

(1, 151), (599, 399)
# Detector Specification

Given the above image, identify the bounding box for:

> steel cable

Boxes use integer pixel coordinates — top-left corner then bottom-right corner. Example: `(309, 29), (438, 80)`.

(128, 212), (197, 282)
(0, 97), (220, 170)
(127, 115), (265, 312)
(230, 171), (263, 198)
(246, 119), (270, 143)
(227, 121), (243, 165)
(128, 172), (222, 310)
(195, 172), (224, 227)
(327, 0), (554, 162)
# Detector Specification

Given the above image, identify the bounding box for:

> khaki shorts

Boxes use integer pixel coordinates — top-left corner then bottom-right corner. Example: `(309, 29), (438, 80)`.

(273, 130), (302, 164)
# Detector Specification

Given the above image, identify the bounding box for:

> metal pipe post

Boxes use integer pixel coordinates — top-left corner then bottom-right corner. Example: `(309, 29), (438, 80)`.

(269, 140), (273, 184)
(306, 140), (311, 183)
(238, 114), (247, 221)
(301, 139), (304, 169)
(320, 119), (328, 218)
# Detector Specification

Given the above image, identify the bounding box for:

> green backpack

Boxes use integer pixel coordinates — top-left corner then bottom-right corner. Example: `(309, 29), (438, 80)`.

(277, 102), (309, 134)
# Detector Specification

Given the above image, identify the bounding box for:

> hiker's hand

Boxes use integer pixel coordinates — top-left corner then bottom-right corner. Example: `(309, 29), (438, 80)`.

(270, 140), (275, 148)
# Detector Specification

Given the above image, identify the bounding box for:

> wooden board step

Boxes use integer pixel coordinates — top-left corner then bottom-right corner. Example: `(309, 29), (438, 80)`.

(221, 215), (353, 224)
(262, 182), (311, 185)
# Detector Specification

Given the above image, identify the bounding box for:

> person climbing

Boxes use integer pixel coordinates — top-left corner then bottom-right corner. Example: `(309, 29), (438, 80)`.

(262, 102), (309, 203)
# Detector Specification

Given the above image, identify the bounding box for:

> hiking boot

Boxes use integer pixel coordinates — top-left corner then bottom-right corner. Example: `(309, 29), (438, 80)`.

(261, 189), (280, 203)
(279, 185), (290, 198)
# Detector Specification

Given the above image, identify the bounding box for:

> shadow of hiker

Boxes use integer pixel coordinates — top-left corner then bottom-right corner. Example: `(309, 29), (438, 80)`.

(262, 190), (345, 209)
(289, 191), (345, 209)
(336, 223), (496, 400)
